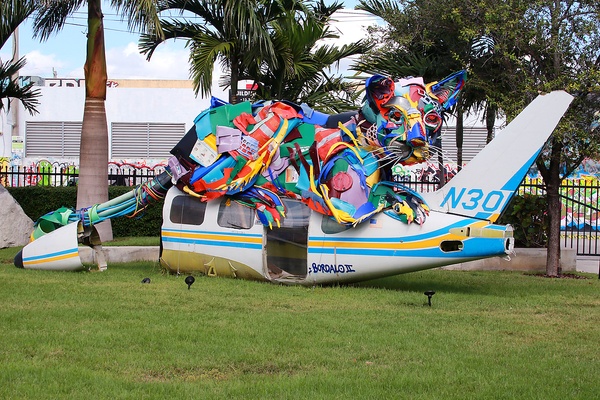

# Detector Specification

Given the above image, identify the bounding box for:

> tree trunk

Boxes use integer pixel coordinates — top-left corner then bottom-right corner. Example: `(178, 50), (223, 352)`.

(229, 53), (239, 103)
(543, 138), (563, 276)
(455, 105), (464, 170)
(485, 103), (496, 144)
(436, 136), (446, 187)
(76, 0), (112, 241)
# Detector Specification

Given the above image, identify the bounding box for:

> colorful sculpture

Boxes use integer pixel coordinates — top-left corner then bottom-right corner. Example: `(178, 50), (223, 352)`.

(31, 71), (466, 238)
(167, 70), (466, 227)
(17, 88), (574, 281)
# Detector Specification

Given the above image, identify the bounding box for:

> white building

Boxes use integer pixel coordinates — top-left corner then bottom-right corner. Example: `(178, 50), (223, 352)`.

(1, 77), (216, 169)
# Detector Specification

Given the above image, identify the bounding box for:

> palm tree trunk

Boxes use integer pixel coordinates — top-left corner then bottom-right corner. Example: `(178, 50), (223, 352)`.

(435, 136), (445, 187)
(77, 98), (111, 240)
(76, 0), (112, 241)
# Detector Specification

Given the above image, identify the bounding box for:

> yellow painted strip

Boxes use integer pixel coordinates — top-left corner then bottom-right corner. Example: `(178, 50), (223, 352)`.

(308, 234), (456, 251)
(24, 252), (78, 265)
(488, 213), (501, 223)
(308, 221), (490, 250)
(162, 231), (262, 244)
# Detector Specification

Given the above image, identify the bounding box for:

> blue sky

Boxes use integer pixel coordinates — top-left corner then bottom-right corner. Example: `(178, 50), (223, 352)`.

(1, 1), (380, 83)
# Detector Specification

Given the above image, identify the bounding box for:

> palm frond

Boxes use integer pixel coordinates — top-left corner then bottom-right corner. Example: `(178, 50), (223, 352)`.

(139, 19), (205, 59)
(32, 0), (85, 41)
(188, 34), (234, 97)
(0, 0), (37, 48)
(110, 0), (165, 39)
(0, 57), (41, 115)
(158, 0), (225, 30)
(356, 0), (401, 18)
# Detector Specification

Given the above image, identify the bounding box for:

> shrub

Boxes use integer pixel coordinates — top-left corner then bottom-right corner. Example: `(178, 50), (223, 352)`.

(498, 194), (548, 247)
(7, 186), (162, 238)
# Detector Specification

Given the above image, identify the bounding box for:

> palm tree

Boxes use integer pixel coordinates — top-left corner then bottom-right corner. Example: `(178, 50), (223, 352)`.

(139, 0), (308, 102)
(246, 1), (369, 112)
(32, 0), (163, 241)
(0, 0), (40, 115)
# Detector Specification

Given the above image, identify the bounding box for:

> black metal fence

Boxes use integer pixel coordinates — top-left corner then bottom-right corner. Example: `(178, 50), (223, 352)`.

(2, 164), (599, 256)
(518, 178), (600, 257)
(0, 164), (165, 187)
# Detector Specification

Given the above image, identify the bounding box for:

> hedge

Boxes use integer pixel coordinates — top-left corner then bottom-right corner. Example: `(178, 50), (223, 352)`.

(497, 194), (548, 248)
(8, 186), (163, 238)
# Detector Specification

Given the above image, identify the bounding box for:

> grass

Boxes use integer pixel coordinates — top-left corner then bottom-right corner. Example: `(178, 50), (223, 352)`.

(1, 245), (599, 399)
(103, 236), (161, 246)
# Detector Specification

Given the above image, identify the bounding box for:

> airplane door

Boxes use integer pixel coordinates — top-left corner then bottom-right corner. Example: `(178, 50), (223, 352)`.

(265, 199), (310, 279)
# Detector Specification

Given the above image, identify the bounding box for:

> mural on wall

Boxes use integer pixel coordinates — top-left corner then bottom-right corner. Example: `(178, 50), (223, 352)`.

(391, 161), (458, 185)
(560, 180), (599, 232)
(520, 175), (599, 233)
(527, 157), (600, 180)
(0, 158), (167, 187)
(0, 157), (8, 186)
(0, 159), (78, 187)
(563, 159), (599, 233)
(572, 158), (600, 179)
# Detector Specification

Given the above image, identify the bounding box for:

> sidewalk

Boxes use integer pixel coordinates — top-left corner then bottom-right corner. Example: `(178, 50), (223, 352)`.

(577, 256), (600, 275)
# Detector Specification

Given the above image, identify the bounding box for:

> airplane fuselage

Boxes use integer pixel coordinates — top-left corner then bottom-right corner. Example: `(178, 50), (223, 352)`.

(160, 187), (513, 285)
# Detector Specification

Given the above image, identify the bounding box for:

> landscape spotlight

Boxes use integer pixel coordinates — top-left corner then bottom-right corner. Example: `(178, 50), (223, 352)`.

(424, 290), (436, 306)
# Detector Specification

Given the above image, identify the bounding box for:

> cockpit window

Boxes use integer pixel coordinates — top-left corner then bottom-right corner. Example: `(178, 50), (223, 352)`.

(170, 195), (207, 225)
(217, 199), (255, 229)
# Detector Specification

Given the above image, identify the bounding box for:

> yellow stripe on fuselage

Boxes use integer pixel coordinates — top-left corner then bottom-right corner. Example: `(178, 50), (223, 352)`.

(309, 221), (489, 250)
(162, 230), (262, 244)
(23, 251), (78, 266)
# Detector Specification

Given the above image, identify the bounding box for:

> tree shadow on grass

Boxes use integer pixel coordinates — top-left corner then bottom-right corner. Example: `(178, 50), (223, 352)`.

(349, 270), (526, 296)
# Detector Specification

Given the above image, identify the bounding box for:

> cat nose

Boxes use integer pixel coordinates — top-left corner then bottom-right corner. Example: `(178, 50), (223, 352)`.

(406, 122), (427, 147)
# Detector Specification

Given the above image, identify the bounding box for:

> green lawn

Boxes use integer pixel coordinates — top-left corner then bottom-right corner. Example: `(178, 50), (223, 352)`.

(1, 246), (598, 399)
(103, 236), (161, 247)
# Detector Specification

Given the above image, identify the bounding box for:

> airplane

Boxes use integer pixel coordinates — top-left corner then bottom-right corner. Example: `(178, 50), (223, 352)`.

(13, 73), (573, 286)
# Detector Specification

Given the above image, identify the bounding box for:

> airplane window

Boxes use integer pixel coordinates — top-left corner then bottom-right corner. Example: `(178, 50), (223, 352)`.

(169, 195), (207, 225)
(321, 216), (352, 234)
(279, 199), (311, 228)
(217, 200), (255, 229)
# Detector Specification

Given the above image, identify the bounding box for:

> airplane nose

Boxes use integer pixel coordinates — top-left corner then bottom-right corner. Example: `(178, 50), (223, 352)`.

(14, 250), (24, 268)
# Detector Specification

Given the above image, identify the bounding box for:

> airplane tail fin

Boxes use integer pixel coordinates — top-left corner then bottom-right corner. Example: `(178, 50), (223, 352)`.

(422, 90), (573, 222)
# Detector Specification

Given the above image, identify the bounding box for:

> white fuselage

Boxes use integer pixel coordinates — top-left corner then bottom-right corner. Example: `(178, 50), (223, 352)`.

(160, 187), (513, 285)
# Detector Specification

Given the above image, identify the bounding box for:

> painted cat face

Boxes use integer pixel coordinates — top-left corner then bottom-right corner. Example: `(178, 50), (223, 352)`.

(358, 70), (466, 165)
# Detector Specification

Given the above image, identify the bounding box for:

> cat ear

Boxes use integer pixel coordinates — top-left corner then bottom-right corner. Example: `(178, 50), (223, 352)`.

(365, 75), (396, 112)
(426, 70), (467, 111)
